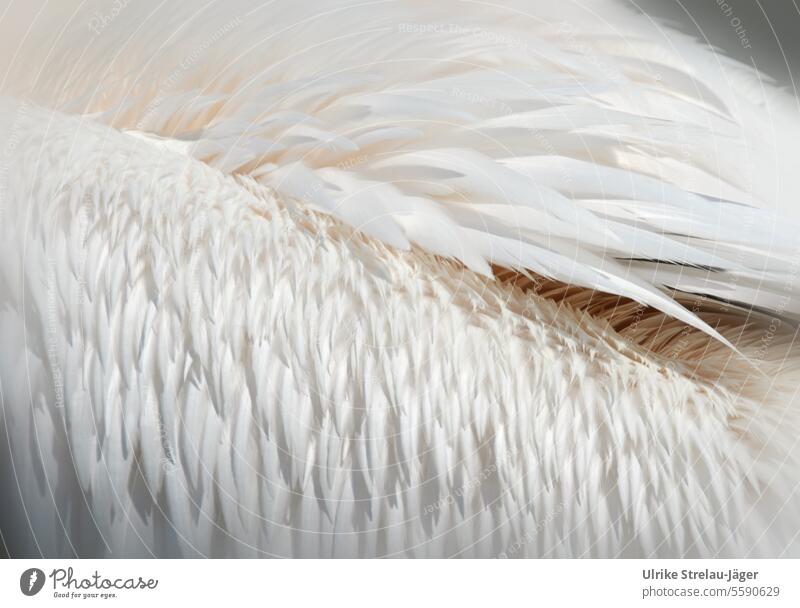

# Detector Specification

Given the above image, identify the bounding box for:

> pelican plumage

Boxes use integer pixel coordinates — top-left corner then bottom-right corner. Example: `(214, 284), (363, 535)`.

(1, 0), (799, 558)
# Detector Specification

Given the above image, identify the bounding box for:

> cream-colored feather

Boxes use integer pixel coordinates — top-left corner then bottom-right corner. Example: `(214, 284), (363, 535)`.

(1, 0), (799, 557)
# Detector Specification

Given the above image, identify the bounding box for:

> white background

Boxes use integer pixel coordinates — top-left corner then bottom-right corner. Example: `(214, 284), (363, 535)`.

(1, 559), (798, 607)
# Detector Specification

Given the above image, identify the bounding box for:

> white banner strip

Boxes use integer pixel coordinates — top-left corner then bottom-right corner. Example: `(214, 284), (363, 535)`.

(1, 559), (798, 607)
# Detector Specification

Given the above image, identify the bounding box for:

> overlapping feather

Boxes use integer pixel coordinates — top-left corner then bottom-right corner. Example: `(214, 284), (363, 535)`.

(4, 0), (799, 340)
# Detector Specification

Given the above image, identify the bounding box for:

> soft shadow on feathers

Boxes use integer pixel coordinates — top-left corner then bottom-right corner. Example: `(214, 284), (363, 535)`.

(0, 0), (799, 558)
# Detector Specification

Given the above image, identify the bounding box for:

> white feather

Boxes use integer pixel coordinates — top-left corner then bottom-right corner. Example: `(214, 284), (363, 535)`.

(1, 0), (799, 559)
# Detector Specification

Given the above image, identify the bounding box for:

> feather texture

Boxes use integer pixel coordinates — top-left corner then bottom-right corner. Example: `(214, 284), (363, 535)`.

(4, 0), (800, 337)
(1, 0), (800, 558)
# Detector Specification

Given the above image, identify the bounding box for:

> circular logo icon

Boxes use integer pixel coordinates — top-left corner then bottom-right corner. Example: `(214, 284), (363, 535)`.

(20, 568), (46, 596)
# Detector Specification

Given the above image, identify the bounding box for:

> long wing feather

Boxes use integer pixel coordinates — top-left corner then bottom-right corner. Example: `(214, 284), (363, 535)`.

(3, 0), (799, 341)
